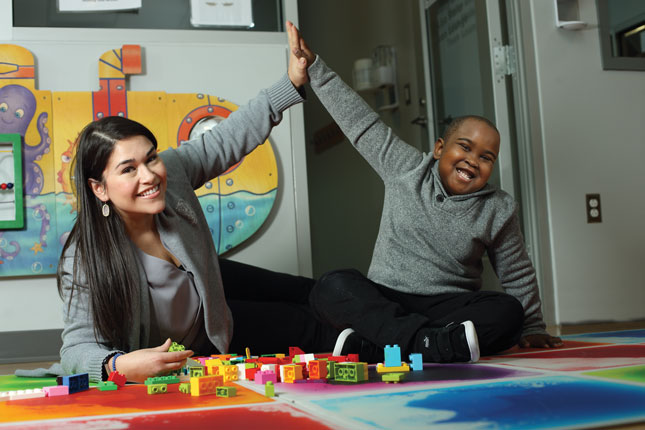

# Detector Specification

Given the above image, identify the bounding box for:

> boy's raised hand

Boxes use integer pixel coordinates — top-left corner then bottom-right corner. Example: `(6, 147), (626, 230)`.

(286, 20), (315, 88)
(520, 333), (563, 349)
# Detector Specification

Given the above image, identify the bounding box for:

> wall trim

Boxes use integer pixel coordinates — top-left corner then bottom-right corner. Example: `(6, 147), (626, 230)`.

(0, 329), (62, 364)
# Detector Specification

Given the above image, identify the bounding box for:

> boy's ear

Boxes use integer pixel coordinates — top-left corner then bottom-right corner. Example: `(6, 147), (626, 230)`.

(433, 138), (445, 160)
(88, 179), (109, 202)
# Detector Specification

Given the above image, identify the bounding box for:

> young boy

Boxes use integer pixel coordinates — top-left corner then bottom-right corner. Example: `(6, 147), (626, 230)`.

(287, 22), (562, 364)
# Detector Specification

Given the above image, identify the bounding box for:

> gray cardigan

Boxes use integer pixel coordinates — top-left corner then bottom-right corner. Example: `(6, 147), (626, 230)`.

(308, 56), (547, 337)
(54, 74), (304, 382)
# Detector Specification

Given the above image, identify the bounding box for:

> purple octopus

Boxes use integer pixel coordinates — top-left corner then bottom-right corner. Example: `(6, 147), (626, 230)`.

(0, 84), (51, 196)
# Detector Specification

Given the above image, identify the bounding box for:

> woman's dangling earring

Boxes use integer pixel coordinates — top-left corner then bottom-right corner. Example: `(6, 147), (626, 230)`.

(102, 203), (110, 217)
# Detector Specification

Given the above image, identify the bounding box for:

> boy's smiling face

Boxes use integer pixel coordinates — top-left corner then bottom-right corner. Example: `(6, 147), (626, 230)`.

(433, 119), (500, 195)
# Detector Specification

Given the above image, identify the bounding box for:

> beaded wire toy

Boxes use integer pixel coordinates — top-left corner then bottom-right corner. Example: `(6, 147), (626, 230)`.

(0, 135), (23, 229)
(0, 148), (16, 203)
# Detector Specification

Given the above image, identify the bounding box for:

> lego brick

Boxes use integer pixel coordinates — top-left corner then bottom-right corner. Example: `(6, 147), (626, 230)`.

(245, 367), (260, 381)
(190, 375), (222, 397)
(333, 362), (368, 383)
(346, 353), (360, 363)
(168, 342), (185, 352)
(326, 361), (336, 379)
(255, 370), (277, 385)
(8, 389), (46, 400)
(144, 375), (180, 385)
(382, 372), (406, 383)
(43, 385), (69, 397)
(97, 381), (118, 391)
(189, 366), (206, 378)
(260, 363), (277, 373)
(376, 362), (410, 373)
(409, 353), (423, 371)
(221, 364), (239, 382)
(179, 382), (191, 394)
(108, 371), (127, 387)
(61, 373), (89, 394)
(147, 383), (168, 395)
(282, 364), (304, 383)
(209, 354), (231, 361)
(308, 360), (329, 380)
(384, 345), (402, 367)
(265, 381), (275, 397)
(289, 346), (305, 357)
(216, 386), (237, 397)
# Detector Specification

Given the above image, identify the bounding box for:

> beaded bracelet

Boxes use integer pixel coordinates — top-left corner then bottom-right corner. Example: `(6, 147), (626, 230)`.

(0, 182), (14, 190)
(112, 353), (123, 372)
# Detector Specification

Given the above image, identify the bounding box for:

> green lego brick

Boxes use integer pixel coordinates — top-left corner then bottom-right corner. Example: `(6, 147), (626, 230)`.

(145, 375), (180, 385)
(215, 386), (237, 397)
(189, 366), (206, 377)
(334, 362), (368, 383)
(147, 383), (168, 394)
(179, 382), (191, 394)
(97, 381), (118, 391)
(382, 372), (406, 383)
(168, 342), (185, 352)
(265, 381), (275, 397)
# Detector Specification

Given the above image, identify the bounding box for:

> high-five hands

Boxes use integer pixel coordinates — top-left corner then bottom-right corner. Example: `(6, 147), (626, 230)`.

(286, 20), (316, 88)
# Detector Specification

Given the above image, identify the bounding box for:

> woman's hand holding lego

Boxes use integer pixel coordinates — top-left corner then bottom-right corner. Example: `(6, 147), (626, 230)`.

(286, 20), (316, 88)
(111, 338), (193, 383)
(520, 333), (563, 349)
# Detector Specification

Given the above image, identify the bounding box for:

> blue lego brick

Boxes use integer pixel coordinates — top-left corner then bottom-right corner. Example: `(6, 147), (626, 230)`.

(384, 344), (402, 367)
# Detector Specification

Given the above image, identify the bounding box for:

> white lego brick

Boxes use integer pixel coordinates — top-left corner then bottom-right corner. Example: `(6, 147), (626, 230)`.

(8, 389), (45, 400)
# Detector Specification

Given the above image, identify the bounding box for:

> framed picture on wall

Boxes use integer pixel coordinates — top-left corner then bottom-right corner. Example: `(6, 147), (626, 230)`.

(190, 0), (254, 28)
(57, 0), (141, 12)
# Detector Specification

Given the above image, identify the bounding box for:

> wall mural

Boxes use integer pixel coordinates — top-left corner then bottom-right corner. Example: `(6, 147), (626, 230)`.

(0, 44), (278, 277)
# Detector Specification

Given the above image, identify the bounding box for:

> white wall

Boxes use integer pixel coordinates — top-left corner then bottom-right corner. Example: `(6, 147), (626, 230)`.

(529, 0), (645, 323)
(0, 3), (310, 332)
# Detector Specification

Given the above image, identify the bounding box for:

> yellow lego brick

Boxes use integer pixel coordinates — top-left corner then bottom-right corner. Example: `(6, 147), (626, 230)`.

(376, 362), (410, 373)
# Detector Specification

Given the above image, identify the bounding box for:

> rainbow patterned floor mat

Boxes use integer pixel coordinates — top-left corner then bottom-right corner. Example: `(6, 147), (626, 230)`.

(1, 329), (644, 429)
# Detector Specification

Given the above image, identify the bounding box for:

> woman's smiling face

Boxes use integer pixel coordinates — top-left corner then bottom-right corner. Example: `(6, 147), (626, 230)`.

(433, 119), (500, 195)
(91, 135), (167, 224)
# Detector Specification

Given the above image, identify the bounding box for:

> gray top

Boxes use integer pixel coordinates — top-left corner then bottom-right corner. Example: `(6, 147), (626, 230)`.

(135, 247), (202, 348)
(308, 56), (547, 337)
(54, 73), (304, 382)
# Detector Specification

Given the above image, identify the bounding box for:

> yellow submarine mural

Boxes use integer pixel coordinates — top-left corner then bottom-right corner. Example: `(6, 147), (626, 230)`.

(0, 44), (278, 277)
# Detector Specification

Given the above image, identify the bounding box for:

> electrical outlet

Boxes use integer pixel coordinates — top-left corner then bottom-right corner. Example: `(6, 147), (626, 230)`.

(586, 194), (602, 223)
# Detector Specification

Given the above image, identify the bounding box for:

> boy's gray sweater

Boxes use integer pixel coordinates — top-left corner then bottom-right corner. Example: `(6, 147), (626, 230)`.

(308, 56), (546, 337)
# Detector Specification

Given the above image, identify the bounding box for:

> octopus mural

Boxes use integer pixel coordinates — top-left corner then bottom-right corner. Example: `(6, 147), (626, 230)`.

(0, 43), (278, 276)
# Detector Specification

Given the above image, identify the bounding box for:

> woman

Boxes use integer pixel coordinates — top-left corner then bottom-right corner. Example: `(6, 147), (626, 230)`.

(57, 35), (338, 383)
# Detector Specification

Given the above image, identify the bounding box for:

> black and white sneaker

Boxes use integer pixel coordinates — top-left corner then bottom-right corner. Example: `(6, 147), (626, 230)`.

(332, 328), (384, 364)
(415, 320), (480, 363)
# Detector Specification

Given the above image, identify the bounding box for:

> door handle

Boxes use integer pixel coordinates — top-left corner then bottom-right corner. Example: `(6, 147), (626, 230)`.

(411, 116), (428, 127)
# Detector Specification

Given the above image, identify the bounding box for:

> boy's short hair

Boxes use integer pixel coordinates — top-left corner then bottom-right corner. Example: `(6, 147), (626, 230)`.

(443, 115), (499, 141)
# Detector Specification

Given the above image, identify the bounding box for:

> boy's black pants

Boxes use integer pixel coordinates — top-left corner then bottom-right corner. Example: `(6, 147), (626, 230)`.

(309, 268), (524, 357)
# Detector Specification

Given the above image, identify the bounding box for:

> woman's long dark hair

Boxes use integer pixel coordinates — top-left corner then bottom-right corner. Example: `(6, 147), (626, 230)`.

(57, 116), (158, 350)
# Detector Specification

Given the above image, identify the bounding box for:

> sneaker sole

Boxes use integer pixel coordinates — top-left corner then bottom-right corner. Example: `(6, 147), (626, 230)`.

(332, 328), (355, 356)
(462, 321), (480, 363)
